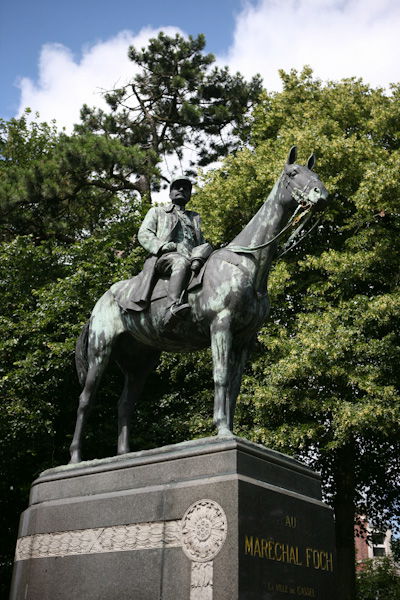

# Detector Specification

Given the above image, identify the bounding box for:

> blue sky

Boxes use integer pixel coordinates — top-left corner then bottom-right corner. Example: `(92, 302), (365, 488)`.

(0, 0), (243, 120)
(1, 0), (399, 128)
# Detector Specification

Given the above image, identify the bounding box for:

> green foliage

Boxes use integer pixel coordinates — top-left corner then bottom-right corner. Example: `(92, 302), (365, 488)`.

(76, 32), (262, 196)
(356, 557), (400, 600)
(0, 218), (147, 591)
(0, 111), (153, 242)
(192, 71), (400, 600)
(0, 111), (156, 594)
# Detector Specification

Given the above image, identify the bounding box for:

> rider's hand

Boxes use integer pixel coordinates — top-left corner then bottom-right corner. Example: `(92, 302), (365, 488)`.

(162, 241), (177, 253)
(191, 259), (202, 274)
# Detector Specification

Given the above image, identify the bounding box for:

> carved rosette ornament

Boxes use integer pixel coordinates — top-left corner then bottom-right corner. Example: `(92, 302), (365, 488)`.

(180, 499), (227, 599)
(181, 499), (227, 562)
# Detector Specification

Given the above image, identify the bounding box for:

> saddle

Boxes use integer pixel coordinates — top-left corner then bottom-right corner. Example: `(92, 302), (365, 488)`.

(112, 259), (207, 313)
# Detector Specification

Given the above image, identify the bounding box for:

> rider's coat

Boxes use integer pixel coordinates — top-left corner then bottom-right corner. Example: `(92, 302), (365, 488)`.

(132, 203), (205, 306)
(138, 203), (204, 255)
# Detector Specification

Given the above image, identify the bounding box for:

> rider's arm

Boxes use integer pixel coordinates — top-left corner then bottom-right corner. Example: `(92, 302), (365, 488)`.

(137, 207), (166, 255)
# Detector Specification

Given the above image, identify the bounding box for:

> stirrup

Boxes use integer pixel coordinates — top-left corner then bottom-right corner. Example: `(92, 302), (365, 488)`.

(162, 302), (190, 329)
(170, 302), (190, 316)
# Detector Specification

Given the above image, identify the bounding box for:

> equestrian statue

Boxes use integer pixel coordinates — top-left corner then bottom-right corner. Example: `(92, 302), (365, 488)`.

(70, 146), (329, 463)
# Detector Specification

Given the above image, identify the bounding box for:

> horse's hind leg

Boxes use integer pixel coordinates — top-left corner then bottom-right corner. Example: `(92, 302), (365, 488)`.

(69, 357), (111, 463)
(115, 339), (160, 455)
(70, 292), (122, 463)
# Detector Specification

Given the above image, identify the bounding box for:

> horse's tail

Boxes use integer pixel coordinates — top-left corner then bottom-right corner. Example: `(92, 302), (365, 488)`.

(75, 320), (90, 388)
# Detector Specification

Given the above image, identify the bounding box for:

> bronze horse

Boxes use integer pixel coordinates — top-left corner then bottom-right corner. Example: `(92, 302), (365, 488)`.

(70, 147), (328, 463)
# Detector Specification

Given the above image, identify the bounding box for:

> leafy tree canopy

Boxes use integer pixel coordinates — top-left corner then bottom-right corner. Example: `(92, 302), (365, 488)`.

(0, 110), (154, 242)
(192, 66), (400, 515)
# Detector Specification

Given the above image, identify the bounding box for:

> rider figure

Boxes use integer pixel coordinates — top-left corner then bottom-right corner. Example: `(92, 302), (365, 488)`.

(138, 176), (208, 327)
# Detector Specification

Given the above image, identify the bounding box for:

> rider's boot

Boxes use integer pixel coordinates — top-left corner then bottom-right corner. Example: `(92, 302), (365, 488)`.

(163, 261), (191, 329)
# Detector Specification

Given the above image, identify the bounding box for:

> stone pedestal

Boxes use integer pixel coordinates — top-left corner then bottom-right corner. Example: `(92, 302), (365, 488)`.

(10, 436), (336, 599)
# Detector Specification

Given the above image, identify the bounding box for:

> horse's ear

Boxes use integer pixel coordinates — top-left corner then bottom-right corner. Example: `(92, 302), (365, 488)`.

(307, 153), (316, 170)
(287, 146), (297, 165)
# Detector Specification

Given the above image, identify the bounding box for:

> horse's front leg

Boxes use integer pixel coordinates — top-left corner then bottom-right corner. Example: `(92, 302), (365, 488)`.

(211, 316), (236, 436)
(226, 344), (250, 431)
(117, 373), (136, 455)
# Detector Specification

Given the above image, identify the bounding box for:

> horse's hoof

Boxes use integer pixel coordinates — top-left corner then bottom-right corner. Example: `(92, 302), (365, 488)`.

(217, 426), (233, 437)
(69, 453), (81, 464)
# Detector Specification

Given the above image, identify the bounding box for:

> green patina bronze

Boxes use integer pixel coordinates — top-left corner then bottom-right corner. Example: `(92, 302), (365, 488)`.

(70, 147), (329, 463)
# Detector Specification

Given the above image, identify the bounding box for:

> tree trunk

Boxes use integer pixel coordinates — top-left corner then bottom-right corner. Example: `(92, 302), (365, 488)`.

(134, 174), (152, 202)
(332, 440), (357, 600)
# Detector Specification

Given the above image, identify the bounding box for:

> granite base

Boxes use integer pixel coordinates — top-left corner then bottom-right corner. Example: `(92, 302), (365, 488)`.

(10, 436), (336, 599)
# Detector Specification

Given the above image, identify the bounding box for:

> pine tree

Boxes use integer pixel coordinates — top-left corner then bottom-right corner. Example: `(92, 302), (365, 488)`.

(75, 32), (262, 199)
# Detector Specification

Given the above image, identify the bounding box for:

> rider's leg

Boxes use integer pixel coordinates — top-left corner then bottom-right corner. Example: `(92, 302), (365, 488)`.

(166, 255), (191, 307)
(156, 253), (192, 327)
(156, 253), (191, 307)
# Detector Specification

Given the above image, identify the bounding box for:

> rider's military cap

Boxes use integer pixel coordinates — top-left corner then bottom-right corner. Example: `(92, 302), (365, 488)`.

(169, 176), (193, 189)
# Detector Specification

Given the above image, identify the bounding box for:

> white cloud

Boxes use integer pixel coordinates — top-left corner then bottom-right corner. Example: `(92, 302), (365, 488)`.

(17, 2), (400, 133)
(16, 2), (399, 193)
(17, 26), (182, 130)
(222, 0), (400, 90)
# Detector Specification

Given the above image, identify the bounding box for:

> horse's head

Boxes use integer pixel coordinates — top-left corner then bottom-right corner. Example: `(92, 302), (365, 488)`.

(279, 146), (328, 212)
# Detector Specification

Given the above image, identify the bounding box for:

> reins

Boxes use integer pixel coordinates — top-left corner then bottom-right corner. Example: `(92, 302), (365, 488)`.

(222, 168), (323, 258)
(225, 204), (310, 254)
(277, 214), (321, 258)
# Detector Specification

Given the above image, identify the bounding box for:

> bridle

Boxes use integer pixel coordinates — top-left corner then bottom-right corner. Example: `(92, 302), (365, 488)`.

(276, 168), (323, 257)
(225, 169), (323, 256)
(281, 168), (323, 209)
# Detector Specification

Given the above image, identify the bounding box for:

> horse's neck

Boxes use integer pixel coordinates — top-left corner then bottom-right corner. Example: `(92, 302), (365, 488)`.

(228, 181), (288, 290)
(230, 182), (284, 247)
